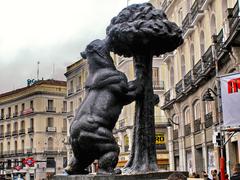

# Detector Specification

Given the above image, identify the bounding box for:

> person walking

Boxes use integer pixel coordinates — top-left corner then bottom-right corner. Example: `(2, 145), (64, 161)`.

(230, 163), (240, 180)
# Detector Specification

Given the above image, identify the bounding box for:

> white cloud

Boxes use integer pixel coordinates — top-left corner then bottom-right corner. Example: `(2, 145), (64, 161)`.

(0, 0), (148, 93)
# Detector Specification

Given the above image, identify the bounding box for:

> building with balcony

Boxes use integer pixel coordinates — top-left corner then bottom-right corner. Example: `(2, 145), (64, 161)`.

(157, 0), (240, 176)
(64, 59), (89, 166)
(0, 79), (67, 180)
(113, 55), (170, 169)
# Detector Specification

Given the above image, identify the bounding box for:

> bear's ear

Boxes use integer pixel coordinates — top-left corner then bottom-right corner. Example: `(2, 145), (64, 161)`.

(80, 51), (87, 59)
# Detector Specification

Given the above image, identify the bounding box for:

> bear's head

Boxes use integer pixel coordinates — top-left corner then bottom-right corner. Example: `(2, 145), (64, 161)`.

(81, 39), (115, 70)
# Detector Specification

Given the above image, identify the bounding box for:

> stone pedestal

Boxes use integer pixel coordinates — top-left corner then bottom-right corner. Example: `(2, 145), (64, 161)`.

(55, 171), (188, 180)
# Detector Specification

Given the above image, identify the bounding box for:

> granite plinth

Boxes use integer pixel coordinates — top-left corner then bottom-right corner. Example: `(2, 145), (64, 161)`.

(54, 171), (188, 180)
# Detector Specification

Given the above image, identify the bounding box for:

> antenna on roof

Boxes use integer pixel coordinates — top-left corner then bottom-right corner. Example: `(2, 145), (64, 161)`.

(37, 61), (40, 80)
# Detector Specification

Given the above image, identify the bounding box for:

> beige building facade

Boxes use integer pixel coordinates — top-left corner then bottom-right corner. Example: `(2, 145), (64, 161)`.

(0, 80), (67, 180)
(158, 0), (240, 176)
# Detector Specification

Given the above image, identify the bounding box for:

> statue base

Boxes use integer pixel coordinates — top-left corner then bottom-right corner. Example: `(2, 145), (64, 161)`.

(54, 171), (188, 180)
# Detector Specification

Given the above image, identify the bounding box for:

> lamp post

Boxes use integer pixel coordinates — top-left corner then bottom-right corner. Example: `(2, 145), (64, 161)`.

(202, 34), (225, 180)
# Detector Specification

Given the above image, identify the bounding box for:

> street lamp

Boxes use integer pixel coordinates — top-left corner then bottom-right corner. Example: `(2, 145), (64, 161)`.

(202, 88), (217, 102)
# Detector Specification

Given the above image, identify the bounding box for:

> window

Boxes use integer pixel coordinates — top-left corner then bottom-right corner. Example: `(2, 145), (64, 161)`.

(48, 137), (54, 150)
(7, 124), (11, 132)
(14, 105), (18, 115)
(200, 31), (205, 56)
(124, 135), (129, 152)
(21, 103), (25, 111)
(210, 15), (216, 35)
(8, 107), (11, 116)
(30, 138), (34, 148)
(205, 101), (212, 114)
(78, 76), (82, 89)
(47, 117), (54, 127)
(63, 118), (67, 130)
(63, 101), (67, 112)
(30, 118), (34, 128)
(70, 101), (73, 112)
(21, 140), (24, 150)
(190, 44), (195, 67)
(14, 122), (18, 131)
(170, 67), (174, 87)
(0, 125), (3, 133)
(173, 115), (179, 130)
(0, 143), (3, 155)
(30, 100), (34, 109)
(1, 109), (4, 118)
(7, 142), (10, 152)
(153, 67), (159, 88)
(184, 107), (191, 125)
(193, 101), (201, 120)
(48, 100), (54, 108)
(70, 80), (73, 90)
(15, 141), (18, 153)
(21, 121), (25, 130)
(181, 55), (186, 77)
(47, 157), (56, 168)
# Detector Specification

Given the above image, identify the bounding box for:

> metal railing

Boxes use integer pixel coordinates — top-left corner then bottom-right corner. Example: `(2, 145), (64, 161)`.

(175, 80), (184, 97)
(184, 70), (193, 89)
(205, 112), (213, 128)
(19, 129), (25, 135)
(28, 127), (34, 133)
(182, 13), (192, 35)
(202, 45), (214, 70)
(184, 124), (191, 136)
(194, 118), (201, 133)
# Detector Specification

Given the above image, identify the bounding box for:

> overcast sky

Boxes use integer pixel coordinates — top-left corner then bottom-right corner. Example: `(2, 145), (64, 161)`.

(0, 0), (148, 93)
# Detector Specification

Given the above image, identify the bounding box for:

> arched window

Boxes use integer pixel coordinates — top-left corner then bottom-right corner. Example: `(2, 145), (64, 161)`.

(193, 100), (201, 120)
(14, 122), (18, 131)
(0, 143), (3, 154)
(181, 55), (186, 77)
(7, 142), (10, 152)
(124, 135), (129, 152)
(30, 138), (34, 148)
(178, 8), (183, 25)
(184, 107), (191, 125)
(190, 44), (195, 67)
(170, 67), (174, 87)
(172, 115), (179, 130)
(48, 137), (54, 150)
(210, 15), (217, 35)
(15, 141), (18, 153)
(21, 140), (24, 150)
(200, 31), (205, 56)
(21, 121), (25, 130)
(205, 101), (212, 114)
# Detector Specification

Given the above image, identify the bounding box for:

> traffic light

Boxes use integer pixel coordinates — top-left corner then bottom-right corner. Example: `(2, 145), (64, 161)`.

(213, 132), (221, 146)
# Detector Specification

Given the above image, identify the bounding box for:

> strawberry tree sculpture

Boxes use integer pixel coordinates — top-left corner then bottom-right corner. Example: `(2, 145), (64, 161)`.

(106, 3), (183, 174)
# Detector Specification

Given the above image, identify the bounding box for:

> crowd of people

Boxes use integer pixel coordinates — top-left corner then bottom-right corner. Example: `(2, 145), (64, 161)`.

(167, 163), (240, 180)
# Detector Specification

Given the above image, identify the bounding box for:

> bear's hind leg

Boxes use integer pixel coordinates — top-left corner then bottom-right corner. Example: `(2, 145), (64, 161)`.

(65, 156), (92, 175)
(98, 151), (119, 175)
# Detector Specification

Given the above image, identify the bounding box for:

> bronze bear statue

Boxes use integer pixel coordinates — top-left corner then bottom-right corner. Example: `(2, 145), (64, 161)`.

(65, 39), (142, 175)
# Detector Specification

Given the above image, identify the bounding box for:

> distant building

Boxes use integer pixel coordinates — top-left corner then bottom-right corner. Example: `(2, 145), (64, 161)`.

(0, 79), (67, 180)
(156, 0), (240, 176)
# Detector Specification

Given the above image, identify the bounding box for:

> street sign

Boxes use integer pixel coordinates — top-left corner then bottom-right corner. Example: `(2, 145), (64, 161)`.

(22, 157), (36, 166)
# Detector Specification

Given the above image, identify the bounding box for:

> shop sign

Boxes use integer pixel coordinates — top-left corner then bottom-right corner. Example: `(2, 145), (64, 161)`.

(155, 133), (165, 144)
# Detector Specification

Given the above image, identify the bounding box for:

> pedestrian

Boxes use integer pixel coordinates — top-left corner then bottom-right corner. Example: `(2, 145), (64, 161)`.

(168, 172), (187, 180)
(230, 163), (240, 180)
(225, 173), (229, 180)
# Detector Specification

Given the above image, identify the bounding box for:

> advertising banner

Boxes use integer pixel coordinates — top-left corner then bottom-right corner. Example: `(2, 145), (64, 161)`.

(220, 72), (240, 127)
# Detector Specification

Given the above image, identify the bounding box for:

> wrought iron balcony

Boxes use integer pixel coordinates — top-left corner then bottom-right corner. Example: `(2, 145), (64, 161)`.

(190, 0), (204, 24)
(0, 133), (4, 138)
(193, 60), (203, 81)
(46, 127), (56, 132)
(28, 127), (34, 133)
(214, 29), (224, 57)
(6, 114), (10, 119)
(173, 129), (178, 140)
(12, 130), (18, 136)
(5, 131), (11, 137)
(164, 90), (171, 104)
(153, 81), (164, 90)
(19, 129), (25, 135)
(182, 13), (193, 36)
(46, 106), (56, 112)
(202, 45), (214, 70)
(228, 2), (240, 34)
(194, 118), (201, 133)
(68, 88), (74, 96)
(205, 112), (213, 128)
(13, 112), (18, 117)
(184, 124), (191, 136)
(175, 80), (184, 97)
(184, 70), (193, 89)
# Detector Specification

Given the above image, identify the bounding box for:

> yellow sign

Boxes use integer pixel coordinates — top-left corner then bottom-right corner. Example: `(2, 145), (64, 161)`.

(155, 133), (165, 144)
